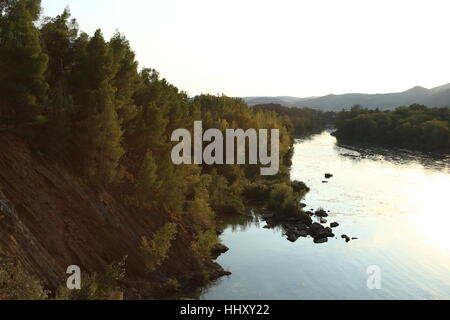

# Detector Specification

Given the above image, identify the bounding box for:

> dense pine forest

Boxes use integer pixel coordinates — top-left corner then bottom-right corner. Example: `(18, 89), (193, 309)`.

(0, 1), (321, 299)
(334, 105), (450, 153)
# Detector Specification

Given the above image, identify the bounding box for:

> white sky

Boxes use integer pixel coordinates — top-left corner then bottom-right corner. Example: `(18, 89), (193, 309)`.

(41, 0), (450, 97)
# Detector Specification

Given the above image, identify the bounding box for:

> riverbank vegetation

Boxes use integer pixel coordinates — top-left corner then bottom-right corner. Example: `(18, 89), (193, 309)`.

(253, 103), (335, 137)
(334, 105), (450, 153)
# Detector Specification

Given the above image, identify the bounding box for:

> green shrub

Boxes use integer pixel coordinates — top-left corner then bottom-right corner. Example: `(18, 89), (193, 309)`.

(268, 183), (300, 215)
(192, 230), (219, 258)
(0, 258), (49, 300)
(56, 257), (127, 300)
(242, 183), (270, 202)
(292, 180), (310, 195)
(220, 196), (245, 215)
(141, 223), (178, 273)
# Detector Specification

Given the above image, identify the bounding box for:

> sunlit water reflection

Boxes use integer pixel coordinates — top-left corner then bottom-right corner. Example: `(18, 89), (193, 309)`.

(200, 131), (450, 300)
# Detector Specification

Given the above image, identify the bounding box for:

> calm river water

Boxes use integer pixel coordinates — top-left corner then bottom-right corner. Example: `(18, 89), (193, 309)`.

(200, 131), (450, 300)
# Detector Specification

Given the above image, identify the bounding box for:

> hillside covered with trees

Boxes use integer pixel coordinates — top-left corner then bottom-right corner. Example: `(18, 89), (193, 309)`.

(253, 103), (334, 137)
(334, 105), (450, 153)
(0, 1), (315, 299)
(244, 84), (450, 111)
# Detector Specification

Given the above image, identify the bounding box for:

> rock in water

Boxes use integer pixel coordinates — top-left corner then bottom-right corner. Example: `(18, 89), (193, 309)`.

(320, 217), (327, 224)
(211, 243), (229, 259)
(299, 213), (313, 226)
(330, 222), (339, 228)
(325, 173), (333, 179)
(309, 223), (334, 239)
(287, 234), (299, 243)
(309, 222), (324, 234)
(315, 209), (328, 217)
(314, 237), (328, 244)
(299, 230), (308, 238)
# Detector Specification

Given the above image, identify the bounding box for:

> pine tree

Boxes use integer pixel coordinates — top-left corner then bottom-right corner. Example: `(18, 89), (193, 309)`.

(135, 151), (161, 207)
(109, 32), (140, 128)
(71, 30), (124, 185)
(39, 8), (78, 154)
(83, 81), (124, 185)
(0, 0), (48, 127)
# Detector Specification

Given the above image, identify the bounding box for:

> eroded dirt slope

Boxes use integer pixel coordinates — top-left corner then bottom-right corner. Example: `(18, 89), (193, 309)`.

(0, 133), (224, 298)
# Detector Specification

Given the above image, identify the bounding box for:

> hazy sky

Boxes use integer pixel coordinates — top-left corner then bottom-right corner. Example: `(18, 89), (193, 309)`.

(41, 0), (450, 98)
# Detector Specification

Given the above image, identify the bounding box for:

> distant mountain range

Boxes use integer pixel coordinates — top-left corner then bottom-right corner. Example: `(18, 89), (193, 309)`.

(243, 83), (450, 111)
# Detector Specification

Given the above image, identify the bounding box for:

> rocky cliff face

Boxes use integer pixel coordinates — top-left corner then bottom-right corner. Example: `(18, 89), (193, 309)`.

(0, 133), (224, 298)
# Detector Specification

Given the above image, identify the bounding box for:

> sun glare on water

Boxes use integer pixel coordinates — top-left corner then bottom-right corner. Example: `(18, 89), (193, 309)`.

(406, 172), (450, 254)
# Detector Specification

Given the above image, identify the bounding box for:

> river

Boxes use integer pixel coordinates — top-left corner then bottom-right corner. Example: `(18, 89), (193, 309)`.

(200, 131), (450, 300)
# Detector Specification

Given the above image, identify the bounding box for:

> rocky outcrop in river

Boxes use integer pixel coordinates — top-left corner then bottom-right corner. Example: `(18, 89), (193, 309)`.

(261, 206), (357, 245)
